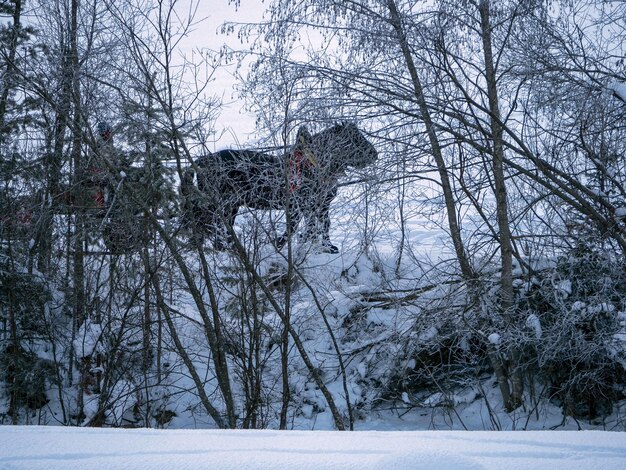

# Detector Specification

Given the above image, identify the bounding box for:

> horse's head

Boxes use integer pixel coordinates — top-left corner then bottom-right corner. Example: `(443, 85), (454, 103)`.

(294, 126), (318, 167)
(305, 122), (378, 173)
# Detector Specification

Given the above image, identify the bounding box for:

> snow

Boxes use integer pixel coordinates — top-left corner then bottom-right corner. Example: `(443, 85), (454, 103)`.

(1, 426), (626, 469)
(73, 322), (104, 359)
(525, 314), (543, 339)
(556, 280), (572, 297)
(488, 333), (501, 345)
(610, 81), (626, 103)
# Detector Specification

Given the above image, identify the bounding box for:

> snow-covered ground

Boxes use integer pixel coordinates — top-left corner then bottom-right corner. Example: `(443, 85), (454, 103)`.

(2, 426), (626, 469)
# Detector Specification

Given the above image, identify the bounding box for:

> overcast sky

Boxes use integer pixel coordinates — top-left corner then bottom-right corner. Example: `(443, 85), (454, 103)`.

(179, 0), (268, 149)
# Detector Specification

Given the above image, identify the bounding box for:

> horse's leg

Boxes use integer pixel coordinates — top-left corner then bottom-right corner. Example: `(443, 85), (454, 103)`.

(301, 201), (320, 243)
(184, 198), (208, 248)
(223, 204), (239, 249)
(195, 204), (218, 248)
(210, 208), (227, 251)
(276, 197), (302, 249)
(189, 195), (227, 250)
(316, 186), (339, 254)
(210, 203), (237, 251)
(299, 185), (338, 253)
(186, 172), (221, 248)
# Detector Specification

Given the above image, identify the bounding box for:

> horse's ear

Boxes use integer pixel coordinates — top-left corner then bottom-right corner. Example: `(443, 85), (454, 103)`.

(296, 125), (312, 146)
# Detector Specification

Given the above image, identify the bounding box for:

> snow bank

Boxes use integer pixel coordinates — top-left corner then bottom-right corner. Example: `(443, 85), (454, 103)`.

(1, 426), (626, 469)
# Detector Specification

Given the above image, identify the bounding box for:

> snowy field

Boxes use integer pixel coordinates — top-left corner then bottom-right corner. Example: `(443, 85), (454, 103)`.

(1, 426), (626, 469)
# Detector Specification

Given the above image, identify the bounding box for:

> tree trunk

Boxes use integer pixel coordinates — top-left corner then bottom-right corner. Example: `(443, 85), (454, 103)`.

(478, 0), (522, 412)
